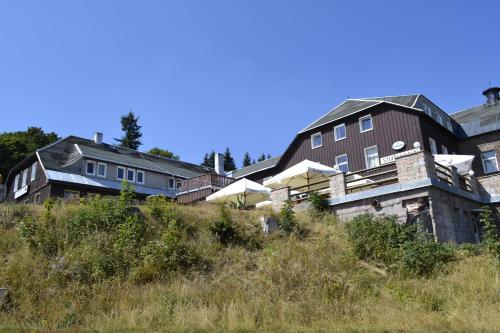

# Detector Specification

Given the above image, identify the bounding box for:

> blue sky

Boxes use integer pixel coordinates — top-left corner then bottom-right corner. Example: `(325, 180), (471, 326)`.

(1, 1), (498, 167)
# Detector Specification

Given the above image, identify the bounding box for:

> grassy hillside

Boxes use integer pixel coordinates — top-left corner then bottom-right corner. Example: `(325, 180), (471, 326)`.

(0, 193), (498, 333)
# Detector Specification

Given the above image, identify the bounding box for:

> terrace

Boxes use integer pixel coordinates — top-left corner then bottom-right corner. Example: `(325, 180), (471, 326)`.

(176, 173), (234, 204)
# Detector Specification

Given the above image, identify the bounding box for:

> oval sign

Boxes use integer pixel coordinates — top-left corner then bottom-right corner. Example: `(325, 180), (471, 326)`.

(392, 141), (405, 150)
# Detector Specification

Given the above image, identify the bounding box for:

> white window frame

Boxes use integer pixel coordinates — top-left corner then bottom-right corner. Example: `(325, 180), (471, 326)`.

(359, 115), (373, 133)
(21, 169), (28, 187)
(168, 177), (175, 189)
(335, 154), (349, 173)
(86, 160), (96, 176)
(364, 145), (380, 169)
(136, 170), (145, 184)
(311, 132), (323, 149)
(14, 174), (20, 191)
(334, 123), (346, 141)
(116, 166), (126, 180)
(441, 145), (448, 155)
(176, 180), (182, 189)
(97, 162), (107, 178)
(127, 168), (136, 182)
(429, 138), (438, 154)
(31, 162), (38, 182)
(481, 150), (499, 174)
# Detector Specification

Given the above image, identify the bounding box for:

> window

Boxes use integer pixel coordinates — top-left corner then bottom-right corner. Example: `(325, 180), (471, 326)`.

(436, 113), (443, 125)
(335, 154), (349, 173)
(34, 193), (41, 205)
(31, 162), (37, 181)
(127, 168), (136, 182)
(481, 150), (499, 174)
(117, 166), (125, 180)
(359, 115), (373, 133)
(168, 177), (175, 189)
(14, 174), (20, 191)
(21, 169), (28, 187)
(441, 145), (448, 154)
(86, 161), (96, 175)
(97, 162), (107, 177)
(137, 170), (145, 184)
(311, 132), (323, 149)
(364, 146), (379, 168)
(334, 123), (346, 141)
(64, 189), (80, 199)
(176, 181), (182, 189)
(429, 138), (438, 154)
(446, 121), (453, 131)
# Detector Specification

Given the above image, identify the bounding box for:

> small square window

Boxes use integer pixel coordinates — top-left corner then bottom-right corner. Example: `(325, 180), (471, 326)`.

(117, 166), (125, 180)
(481, 150), (499, 174)
(86, 161), (96, 175)
(311, 132), (323, 149)
(137, 170), (145, 184)
(359, 115), (373, 133)
(334, 124), (346, 141)
(97, 162), (107, 177)
(168, 177), (175, 189)
(127, 169), (135, 182)
(335, 154), (349, 173)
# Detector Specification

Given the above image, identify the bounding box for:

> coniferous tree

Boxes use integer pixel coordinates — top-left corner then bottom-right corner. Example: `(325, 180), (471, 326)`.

(201, 150), (215, 168)
(223, 147), (236, 171)
(115, 111), (142, 150)
(147, 147), (179, 160)
(267, 153), (272, 159)
(257, 153), (266, 162)
(242, 152), (252, 167)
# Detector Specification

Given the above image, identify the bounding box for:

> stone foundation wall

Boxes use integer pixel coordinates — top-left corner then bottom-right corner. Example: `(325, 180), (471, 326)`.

(270, 187), (290, 211)
(396, 150), (437, 183)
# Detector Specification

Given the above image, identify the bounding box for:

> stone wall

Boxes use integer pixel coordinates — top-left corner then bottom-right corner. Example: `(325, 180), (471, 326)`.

(476, 173), (500, 197)
(270, 187), (290, 211)
(395, 150), (437, 183)
(458, 130), (500, 177)
(329, 173), (345, 197)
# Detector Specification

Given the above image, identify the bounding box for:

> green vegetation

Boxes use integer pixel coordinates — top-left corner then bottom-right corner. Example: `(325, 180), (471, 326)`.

(0, 127), (59, 182)
(0, 196), (498, 333)
(146, 147), (180, 160)
(115, 111), (142, 150)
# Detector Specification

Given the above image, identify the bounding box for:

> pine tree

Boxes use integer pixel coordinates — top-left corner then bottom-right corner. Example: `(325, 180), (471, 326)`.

(258, 153), (266, 162)
(223, 147), (236, 171)
(201, 150), (215, 168)
(242, 152), (252, 167)
(115, 111), (142, 150)
(267, 153), (272, 159)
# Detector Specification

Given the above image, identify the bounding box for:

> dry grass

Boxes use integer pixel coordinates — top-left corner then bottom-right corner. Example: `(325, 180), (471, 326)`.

(0, 202), (498, 333)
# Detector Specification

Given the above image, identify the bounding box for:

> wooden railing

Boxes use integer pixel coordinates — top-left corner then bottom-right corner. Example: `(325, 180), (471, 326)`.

(289, 179), (330, 203)
(434, 162), (453, 186)
(177, 174), (234, 194)
(458, 175), (472, 192)
(344, 163), (398, 194)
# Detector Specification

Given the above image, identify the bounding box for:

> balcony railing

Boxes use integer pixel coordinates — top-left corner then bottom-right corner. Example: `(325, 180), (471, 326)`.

(177, 174), (234, 195)
(434, 162), (453, 186)
(344, 163), (398, 194)
(458, 175), (473, 192)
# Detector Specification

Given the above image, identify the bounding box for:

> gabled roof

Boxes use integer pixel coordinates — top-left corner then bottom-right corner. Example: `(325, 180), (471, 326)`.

(451, 102), (500, 137)
(38, 136), (211, 179)
(231, 155), (281, 179)
(299, 94), (420, 133)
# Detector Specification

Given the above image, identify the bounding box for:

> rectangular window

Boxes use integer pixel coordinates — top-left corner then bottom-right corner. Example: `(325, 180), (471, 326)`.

(481, 150), (499, 174)
(31, 162), (38, 181)
(446, 121), (453, 131)
(137, 170), (145, 184)
(364, 146), (380, 169)
(168, 177), (175, 189)
(97, 162), (107, 177)
(64, 189), (80, 199)
(429, 138), (438, 154)
(359, 115), (373, 133)
(441, 145), (448, 154)
(311, 132), (323, 149)
(117, 166), (125, 180)
(335, 154), (349, 173)
(86, 161), (96, 175)
(176, 181), (182, 189)
(21, 169), (28, 187)
(334, 123), (346, 141)
(436, 113), (443, 125)
(14, 174), (20, 191)
(127, 168), (136, 182)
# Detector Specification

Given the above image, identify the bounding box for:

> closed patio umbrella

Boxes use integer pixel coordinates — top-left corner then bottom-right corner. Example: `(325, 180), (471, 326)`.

(263, 159), (338, 192)
(206, 178), (271, 206)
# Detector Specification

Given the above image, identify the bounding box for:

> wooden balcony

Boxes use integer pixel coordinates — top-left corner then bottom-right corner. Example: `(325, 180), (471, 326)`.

(345, 162), (399, 194)
(176, 174), (234, 204)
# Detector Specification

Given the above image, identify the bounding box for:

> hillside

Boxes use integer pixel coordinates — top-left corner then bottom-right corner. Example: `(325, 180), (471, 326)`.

(0, 193), (499, 333)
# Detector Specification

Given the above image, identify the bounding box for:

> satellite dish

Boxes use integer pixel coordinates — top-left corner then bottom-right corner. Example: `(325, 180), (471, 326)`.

(392, 141), (405, 150)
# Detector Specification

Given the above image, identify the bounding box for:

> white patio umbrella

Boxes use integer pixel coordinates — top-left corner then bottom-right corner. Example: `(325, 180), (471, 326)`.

(263, 159), (339, 191)
(206, 178), (271, 206)
(434, 154), (475, 175)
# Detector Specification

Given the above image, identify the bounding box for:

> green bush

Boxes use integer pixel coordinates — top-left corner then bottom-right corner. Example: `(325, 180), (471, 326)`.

(279, 199), (297, 234)
(480, 206), (500, 258)
(308, 191), (330, 216)
(209, 205), (238, 245)
(346, 214), (455, 276)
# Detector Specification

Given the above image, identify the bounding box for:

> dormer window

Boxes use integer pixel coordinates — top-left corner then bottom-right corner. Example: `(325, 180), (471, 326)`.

(86, 161), (96, 175)
(137, 170), (145, 184)
(127, 168), (136, 182)
(359, 115), (373, 133)
(168, 177), (175, 189)
(97, 162), (107, 177)
(117, 166), (125, 180)
(311, 132), (323, 149)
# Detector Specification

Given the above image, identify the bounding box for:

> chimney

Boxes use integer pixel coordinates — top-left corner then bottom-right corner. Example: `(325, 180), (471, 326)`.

(482, 87), (500, 106)
(214, 153), (224, 175)
(94, 132), (103, 144)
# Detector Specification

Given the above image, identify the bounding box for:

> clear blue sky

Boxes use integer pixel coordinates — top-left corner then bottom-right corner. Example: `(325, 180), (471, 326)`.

(1, 1), (498, 167)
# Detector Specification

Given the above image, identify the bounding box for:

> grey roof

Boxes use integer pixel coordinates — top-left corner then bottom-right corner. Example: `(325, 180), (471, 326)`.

(38, 136), (211, 179)
(231, 155), (281, 179)
(300, 95), (420, 133)
(451, 103), (500, 137)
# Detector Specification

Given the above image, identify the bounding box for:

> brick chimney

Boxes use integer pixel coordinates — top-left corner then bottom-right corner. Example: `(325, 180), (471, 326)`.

(482, 87), (500, 106)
